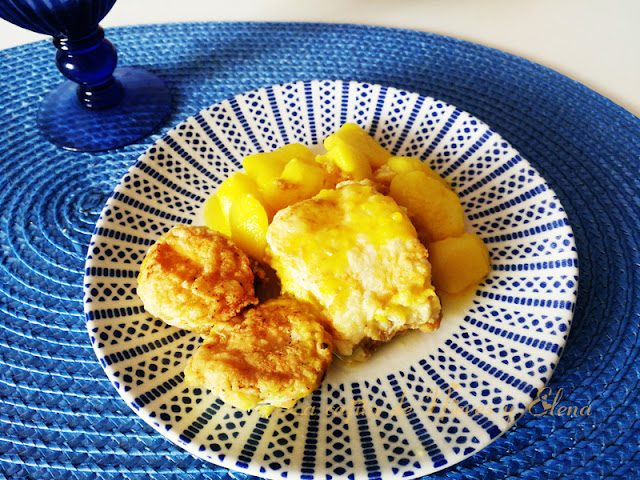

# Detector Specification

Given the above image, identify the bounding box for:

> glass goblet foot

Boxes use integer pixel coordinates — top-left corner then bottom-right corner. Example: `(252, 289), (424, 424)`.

(38, 66), (171, 152)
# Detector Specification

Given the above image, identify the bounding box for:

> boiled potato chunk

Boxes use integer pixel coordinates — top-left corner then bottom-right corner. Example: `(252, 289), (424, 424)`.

(262, 179), (305, 213)
(243, 144), (314, 186)
(427, 233), (491, 294)
(323, 142), (373, 181)
(215, 172), (264, 218)
(315, 154), (352, 188)
(325, 123), (392, 172)
(203, 194), (231, 237)
(280, 158), (325, 198)
(325, 123), (392, 168)
(260, 157), (326, 212)
(204, 172), (264, 235)
(243, 144), (324, 214)
(229, 194), (269, 260)
(387, 156), (450, 188)
(389, 171), (465, 243)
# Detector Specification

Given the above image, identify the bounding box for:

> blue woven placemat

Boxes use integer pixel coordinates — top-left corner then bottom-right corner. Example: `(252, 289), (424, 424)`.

(0, 22), (638, 480)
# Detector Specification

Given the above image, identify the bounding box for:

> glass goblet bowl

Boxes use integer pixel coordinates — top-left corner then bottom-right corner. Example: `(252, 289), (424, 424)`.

(0, 0), (171, 152)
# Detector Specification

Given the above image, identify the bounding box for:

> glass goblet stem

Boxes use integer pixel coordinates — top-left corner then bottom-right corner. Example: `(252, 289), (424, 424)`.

(53, 26), (124, 110)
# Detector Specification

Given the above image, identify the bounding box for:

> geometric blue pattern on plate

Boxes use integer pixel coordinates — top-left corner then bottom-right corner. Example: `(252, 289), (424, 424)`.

(84, 80), (578, 479)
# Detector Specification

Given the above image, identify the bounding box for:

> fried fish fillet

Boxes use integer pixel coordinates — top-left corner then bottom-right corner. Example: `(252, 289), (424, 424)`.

(183, 297), (333, 415)
(266, 181), (442, 357)
(137, 225), (257, 334)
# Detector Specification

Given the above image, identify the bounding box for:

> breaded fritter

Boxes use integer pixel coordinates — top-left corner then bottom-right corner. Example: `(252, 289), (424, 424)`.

(266, 181), (442, 357)
(137, 225), (257, 334)
(183, 297), (333, 415)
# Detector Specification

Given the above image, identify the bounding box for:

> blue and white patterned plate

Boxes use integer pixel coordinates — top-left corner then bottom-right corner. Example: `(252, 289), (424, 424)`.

(84, 80), (578, 479)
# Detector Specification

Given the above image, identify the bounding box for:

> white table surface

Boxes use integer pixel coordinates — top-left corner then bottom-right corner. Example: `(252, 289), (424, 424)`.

(1, 0), (638, 119)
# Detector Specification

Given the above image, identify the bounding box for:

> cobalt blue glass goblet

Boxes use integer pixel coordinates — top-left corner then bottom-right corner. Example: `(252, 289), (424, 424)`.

(0, 0), (171, 151)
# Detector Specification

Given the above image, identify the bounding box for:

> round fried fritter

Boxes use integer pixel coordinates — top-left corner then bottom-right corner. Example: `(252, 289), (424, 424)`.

(137, 225), (257, 334)
(183, 297), (334, 415)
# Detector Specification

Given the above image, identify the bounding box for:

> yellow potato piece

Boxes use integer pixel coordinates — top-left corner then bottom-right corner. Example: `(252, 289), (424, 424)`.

(262, 179), (304, 213)
(280, 158), (325, 198)
(325, 123), (391, 169)
(243, 144), (320, 215)
(215, 172), (263, 216)
(315, 154), (351, 189)
(389, 170), (465, 243)
(204, 172), (263, 235)
(203, 194), (231, 237)
(427, 233), (491, 294)
(260, 157), (326, 213)
(229, 194), (269, 261)
(243, 144), (314, 187)
(387, 156), (450, 188)
(324, 143), (373, 181)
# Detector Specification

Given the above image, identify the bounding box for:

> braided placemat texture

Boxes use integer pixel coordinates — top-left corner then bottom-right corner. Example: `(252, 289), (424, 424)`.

(0, 22), (638, 480)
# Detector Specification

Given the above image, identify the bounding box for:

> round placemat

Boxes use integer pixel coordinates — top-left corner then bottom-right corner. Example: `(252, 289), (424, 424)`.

(0, 22), (638, 479)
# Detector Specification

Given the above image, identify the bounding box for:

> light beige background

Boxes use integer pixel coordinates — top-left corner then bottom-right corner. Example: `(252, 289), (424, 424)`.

(1, 0), (638, 117)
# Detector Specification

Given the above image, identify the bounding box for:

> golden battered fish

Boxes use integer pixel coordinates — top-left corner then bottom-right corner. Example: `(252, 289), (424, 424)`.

(137, 225), (257, 334)
(183, 297), (333, 415)
(266, 181), (442, 357)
